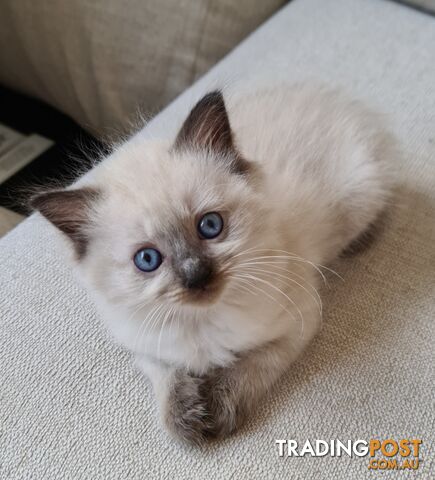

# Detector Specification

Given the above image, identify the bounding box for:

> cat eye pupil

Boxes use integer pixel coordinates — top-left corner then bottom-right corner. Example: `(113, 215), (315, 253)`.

(134, 248), (162, 272)
(198, 212), (223, 239)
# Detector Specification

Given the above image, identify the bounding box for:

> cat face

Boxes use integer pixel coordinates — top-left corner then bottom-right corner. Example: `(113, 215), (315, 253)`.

(32, 92), (267, 311)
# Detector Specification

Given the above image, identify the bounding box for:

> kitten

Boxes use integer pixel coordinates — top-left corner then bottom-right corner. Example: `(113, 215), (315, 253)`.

(32, 84), (395, 445)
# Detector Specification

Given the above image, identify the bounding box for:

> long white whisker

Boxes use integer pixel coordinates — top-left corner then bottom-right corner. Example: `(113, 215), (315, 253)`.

(233, 282), (256, 296)
(235, 255), (328, 284)
(234, 272), (305, 339)
(236, 261), (322, 304)
(237, 248), (344, 281)
(136, 302), (167, 351)
(230, 274), (304, 338)
(157, 305), (173, 360)
(238, 265), (322, 315)
(231, 275), (293, 316)
(132, 301), (156, 352)
(231, 246), (267, 259)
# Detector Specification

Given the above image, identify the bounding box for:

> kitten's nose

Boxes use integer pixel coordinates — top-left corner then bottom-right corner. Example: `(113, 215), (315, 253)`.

(180, 257), (213, 290)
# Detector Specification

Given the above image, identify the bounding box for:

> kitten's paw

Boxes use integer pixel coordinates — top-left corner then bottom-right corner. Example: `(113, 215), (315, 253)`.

(164, 369), (244, 444)
(200, 370), (243, 439)
(164, 371), (211, 446)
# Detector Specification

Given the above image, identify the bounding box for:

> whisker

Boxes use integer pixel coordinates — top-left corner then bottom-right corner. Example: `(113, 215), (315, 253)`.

(167, 305), (179, 341)
(233, 272), (305, 339)
(231, 281), (259, 300)
(136, 302), (167, 351)
(239, 248), (345, 282)
(234, 255), (328, 285)
(133, 303), (157, 353)
(157, 305), (173, 360)
(230, 275), (288, 311)
(237, 261), (322, 302)
(237, 265), (322, 315)
(230, 274), (304, 338)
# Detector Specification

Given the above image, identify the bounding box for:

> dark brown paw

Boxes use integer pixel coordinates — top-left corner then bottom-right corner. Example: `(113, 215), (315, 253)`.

(164, 369), (243, 444)
(200, 368), (242, 439)
(164, 371), (212, 446)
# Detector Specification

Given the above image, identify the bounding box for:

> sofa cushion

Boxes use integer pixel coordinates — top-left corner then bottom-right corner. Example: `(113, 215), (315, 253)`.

(402, 0), (435, 13)
(1, 0), (434, 478)
(0, 0), (285, 136)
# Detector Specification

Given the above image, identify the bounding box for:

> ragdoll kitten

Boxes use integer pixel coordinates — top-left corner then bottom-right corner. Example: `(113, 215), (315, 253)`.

(32, 84), (394, 444)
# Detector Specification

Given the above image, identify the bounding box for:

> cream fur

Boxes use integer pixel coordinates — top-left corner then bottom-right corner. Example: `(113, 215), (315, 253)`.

(70, 84), (395, 440)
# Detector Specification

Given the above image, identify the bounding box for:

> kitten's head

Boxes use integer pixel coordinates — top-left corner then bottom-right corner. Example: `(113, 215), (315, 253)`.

(32, 92), (269, 314)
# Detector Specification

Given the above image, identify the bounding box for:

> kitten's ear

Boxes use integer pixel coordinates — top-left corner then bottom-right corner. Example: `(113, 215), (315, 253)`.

(174, 91), (248, 174)
(30, 187), (99, 257)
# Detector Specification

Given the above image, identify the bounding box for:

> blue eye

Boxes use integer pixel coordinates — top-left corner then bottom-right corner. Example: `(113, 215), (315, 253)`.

(197, 212), (224, 239)
(134, 248), (162, 272)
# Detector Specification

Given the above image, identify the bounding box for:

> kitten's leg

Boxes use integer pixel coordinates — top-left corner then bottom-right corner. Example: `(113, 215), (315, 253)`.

(136, 334), (303, 444)
(341, 212), (386, 256)
(201, 334), (299, 438)
(135, 356), (212, 445)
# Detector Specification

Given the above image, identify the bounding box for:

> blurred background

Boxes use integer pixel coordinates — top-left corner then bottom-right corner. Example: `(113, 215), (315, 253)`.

(0, 0), (287, 236)
(0, 0), (433, 236)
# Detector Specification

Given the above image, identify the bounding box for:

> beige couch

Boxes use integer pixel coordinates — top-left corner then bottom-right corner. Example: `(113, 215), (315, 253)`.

(0, 0), (285, 136)
(0, 0), (434, 478)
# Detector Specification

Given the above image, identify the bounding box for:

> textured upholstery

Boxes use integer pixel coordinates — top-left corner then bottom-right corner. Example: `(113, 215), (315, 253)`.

(0, 0), (285, 136)
(1, 0), (434, 478)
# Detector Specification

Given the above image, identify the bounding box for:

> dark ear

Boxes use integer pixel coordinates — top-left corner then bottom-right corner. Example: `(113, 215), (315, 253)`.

(30, 187), (99, 257)
(174, 91), (248, 174)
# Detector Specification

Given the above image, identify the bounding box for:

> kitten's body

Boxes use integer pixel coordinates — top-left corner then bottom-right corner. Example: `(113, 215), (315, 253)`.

(33, 84), (394, 444)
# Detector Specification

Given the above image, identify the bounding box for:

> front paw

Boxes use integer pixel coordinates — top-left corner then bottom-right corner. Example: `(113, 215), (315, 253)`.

(163, 369), (242, 444)
(164, 371), (212, 446)
(201, 369), (242, 438)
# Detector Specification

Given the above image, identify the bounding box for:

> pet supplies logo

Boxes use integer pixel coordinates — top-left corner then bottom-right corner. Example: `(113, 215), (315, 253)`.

(275, 439), (422, 471)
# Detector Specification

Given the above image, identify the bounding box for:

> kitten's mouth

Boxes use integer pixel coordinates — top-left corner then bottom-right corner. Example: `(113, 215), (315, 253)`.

(180, 276), (224, 305)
